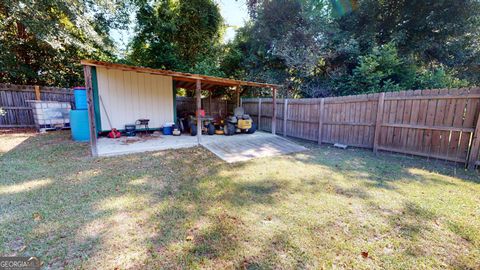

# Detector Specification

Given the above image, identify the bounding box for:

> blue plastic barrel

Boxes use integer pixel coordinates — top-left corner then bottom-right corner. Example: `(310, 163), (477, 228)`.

(70, 110), (90, 141)
(73, 87), (87, 110)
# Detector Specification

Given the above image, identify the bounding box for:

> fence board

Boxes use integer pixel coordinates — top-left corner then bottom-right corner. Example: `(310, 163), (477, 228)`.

(0, 84), (74, 127)
(242, 87), (480, 166)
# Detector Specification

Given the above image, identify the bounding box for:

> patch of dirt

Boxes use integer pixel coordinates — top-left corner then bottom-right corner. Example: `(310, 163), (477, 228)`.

(0, 128), (37, 134)
(119, 134), (164, 145)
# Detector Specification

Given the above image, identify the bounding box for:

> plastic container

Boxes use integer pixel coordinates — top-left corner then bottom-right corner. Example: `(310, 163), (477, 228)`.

(163, 122), (174, 135)
(70, 110), (90, 141)
(125, 124), (136, 137)
(73, 87), (87, 110)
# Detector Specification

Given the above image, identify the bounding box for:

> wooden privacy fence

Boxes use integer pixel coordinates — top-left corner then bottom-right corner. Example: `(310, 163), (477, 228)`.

(0, 84), (74, 128)
(0, 84), (236, 128)
(176, 96), (235, 117)
(242, 87), (480, 169)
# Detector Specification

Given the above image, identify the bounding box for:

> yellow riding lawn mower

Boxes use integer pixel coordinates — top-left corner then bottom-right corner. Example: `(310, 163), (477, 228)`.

(223, 107), (257, 136)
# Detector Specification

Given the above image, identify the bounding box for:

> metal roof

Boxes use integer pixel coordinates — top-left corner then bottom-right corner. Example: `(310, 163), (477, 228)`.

(81, 60), (281, 91)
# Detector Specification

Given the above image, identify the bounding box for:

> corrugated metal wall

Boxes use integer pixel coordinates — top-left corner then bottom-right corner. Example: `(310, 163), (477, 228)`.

(96, 67), (173, 130)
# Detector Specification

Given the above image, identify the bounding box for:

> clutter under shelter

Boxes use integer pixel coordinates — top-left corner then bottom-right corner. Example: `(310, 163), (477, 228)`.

(79, 60), (282, 157)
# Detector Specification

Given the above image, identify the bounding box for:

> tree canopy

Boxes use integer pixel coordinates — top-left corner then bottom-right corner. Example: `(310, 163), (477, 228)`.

(128, 0), (224, 76)
(223, 0), (480, 97)
(0, 0), (130, 86)
(1, 0), (479, 97)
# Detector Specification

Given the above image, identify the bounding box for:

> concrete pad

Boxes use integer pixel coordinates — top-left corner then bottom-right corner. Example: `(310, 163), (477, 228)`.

(200, 132), (307, 163)
(96, 131), (307, 162)
(97, 134), (198, 157)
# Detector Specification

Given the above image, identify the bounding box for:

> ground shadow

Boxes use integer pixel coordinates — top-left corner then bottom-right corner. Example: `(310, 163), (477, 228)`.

(1, 131), (479, 269)
(290, 138), (479, 188)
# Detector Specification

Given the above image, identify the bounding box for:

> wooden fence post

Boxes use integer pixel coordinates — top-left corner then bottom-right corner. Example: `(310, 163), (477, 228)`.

(318, 98), (325, 144)
(283, 98), (288, 137)
(258, 98), (262, 130)
(34, 85), (41, 100)
(272, 87), (277, 135)
(373, 93), (385, 154)
(467, 111), (480, 169)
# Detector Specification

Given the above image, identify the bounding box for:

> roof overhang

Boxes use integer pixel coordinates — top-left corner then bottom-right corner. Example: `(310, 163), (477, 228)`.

(81, 60), (281, 91)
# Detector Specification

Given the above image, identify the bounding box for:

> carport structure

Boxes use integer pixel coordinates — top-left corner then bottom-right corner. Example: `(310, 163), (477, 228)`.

(81, 60), (281, 157)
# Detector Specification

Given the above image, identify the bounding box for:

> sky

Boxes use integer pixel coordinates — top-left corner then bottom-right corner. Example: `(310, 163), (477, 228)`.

(217, 0), (249, 42)
(111, 0), (249, 56)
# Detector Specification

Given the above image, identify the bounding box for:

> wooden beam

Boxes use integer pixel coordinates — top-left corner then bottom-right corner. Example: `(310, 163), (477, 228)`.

(283, 98), (288, 137)
(318, 98), (325, 144)
(272, 87), (277, 135)
(384, 94), (480, 101)
(208, 91), (212, 115)
(83, 65), (98, 157)
(377, 146), (466, 164)
(196, 79), (202, 144)
(81, 60), (281, 89)
(468, 110), (480, 169)
(381, 123), (475, 133)
(258, 98), (262, 130)
(373, 93), (385, 154)
(323, 122), (375, 126)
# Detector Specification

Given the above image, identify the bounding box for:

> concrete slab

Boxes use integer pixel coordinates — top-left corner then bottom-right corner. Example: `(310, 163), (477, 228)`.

(96, 131), (307, 162)
(97, 134), (198, 157)
(200, 132), (307, 163)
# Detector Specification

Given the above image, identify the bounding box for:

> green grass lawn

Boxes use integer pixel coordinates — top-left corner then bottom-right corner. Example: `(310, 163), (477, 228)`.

(1, 131), (479, 269)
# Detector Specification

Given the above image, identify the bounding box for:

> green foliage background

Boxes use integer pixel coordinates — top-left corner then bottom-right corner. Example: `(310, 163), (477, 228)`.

(222, 0), (479, 97)
(1, 0), (479, 97)
(0, 0), (131, 86)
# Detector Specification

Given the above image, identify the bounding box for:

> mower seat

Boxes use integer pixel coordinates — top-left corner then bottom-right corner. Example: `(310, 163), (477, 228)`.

(234, 107), (245, 117)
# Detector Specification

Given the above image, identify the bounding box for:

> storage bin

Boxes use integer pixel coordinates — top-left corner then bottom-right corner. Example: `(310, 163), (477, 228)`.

(73, 87), (87, 110)
(70, 110), (90, 141)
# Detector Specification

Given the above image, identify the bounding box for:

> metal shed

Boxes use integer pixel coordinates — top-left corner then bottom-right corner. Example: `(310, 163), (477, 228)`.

(81, 60), (281, 157)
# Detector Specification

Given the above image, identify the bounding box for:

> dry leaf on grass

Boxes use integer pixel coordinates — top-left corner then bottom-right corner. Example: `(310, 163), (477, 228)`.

(33, 212), (42, 221)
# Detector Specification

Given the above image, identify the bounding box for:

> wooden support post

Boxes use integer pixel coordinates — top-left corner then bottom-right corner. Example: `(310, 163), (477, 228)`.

(373, 93), (385, 154)
(283, 98), (288, 137)
(318, 98), (325, 144)
(34, 85), (41, 100)
(258, 98), (262, 130)
(208, 91), (212, 115)
(467, 111), (480, 169)
(196, 79), (202, 144)
(272, 87), (277, 135)
(236, 85), (240, 108)
(83, 66), (98, 157)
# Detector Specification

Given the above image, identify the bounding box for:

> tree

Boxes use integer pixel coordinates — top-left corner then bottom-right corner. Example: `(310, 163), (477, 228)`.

(222, 0), (333, 97)
(226, 0), (479, 97)
(333, 0), (480, 84)
(340, 43), (413, 94)
(0, 0), (130, 87)
(128, 0), (224, 75)
(335, 43), (469, 95)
